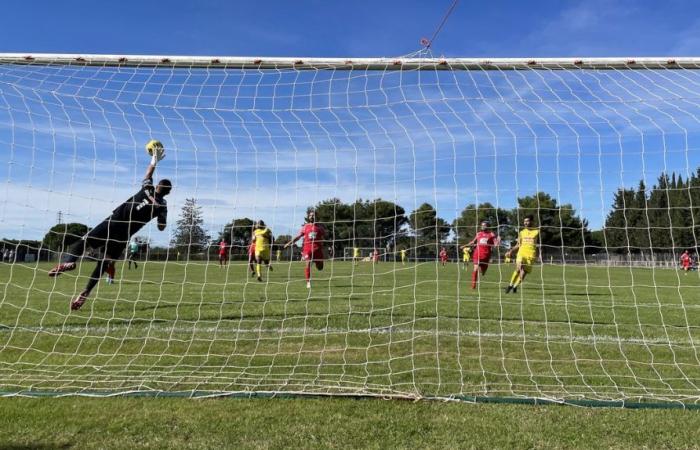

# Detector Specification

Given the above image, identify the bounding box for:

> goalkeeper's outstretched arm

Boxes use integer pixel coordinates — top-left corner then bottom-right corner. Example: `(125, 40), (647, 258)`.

(145, 141), (169, 231)
(144, 144), (166, 180)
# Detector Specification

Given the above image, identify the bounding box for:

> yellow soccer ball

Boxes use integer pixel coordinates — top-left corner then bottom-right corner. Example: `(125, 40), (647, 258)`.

(145, 139), (164, 156)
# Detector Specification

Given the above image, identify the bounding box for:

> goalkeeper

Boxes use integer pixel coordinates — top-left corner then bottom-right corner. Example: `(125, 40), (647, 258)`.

(48, 141), (171, 311)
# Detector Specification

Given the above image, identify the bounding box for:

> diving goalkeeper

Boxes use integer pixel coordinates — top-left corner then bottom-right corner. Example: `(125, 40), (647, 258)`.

(48, 141), (171, 311)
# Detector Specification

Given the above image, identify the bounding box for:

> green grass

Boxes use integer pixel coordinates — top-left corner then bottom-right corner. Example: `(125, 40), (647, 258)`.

(3, 397), (700, 449)
(2, 260), (700, 404)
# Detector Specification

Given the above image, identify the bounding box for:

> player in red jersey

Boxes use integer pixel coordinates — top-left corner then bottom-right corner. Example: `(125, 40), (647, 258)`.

(218, 239), (229, 268)
(465, 221), (500, 289)
(439, 247), (448, 266)
(247, 239), (256, 277)
(680, 249), (692, 275)
(285, 209), (326, 289)
(372, 248), (380, 263)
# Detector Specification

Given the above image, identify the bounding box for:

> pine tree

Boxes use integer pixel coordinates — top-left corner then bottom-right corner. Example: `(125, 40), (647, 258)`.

(171, 198), (210, 259)
(604, 188), (630, 253)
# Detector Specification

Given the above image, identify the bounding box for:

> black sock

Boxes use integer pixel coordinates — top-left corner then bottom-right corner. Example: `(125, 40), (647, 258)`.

(63, 240), (85, 264)
(84, 260), (109, 294)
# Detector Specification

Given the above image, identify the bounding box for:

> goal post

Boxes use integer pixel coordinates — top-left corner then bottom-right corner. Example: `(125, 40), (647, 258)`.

(2, 53), (700, 406)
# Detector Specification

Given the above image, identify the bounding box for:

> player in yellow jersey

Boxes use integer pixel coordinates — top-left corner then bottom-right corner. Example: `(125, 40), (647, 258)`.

(460, 244), (472, 269)
(253, 220), (274, 282)
(352, 246), (361, 265)
(276, 248), (282, 262)
(400, 248), (407, 265)
(504, 215), (539, 294)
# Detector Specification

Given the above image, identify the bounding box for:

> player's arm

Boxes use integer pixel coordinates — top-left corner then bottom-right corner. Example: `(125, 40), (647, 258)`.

(143, 141), (166, 184)
(285, 231), (304, 248)
(157, 203), (167, 231)
(506, 237), (521, 257)
(460, 238), (475, 250)
(144, 162), (156, 182)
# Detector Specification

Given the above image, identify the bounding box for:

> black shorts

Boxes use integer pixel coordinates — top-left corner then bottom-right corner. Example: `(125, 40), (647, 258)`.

(83, 218), (129, 259)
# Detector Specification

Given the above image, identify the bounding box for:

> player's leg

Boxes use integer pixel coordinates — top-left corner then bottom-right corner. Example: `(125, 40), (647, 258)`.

(255, 253), (263, 281)
(512, 259), (530, 292)
(471, 262), (480, 289)
(72, 240), (125, 310)
(314, 249), (324, 272)
(480, 262), (489, 277)
(304, 260), (312, 288)
(132, 253), (137, 269)
(505, 259), (521, 294)
(105, 260), (116, 284)
(264, 257), (272, 271)
(49, 239), (82, 276)
(71, 258), (110, 310)
(261, 249), (272, 272)
(49, 220), (109, 276)
(248, 254), (256, 276)
(512, 268), (526, 291)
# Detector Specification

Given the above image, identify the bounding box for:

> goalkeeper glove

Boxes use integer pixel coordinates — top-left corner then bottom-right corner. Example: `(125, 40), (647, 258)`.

(146, 140), (166, 165)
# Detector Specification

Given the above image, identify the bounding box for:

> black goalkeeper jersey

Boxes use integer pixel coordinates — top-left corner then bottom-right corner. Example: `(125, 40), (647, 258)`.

(109, 177), (167, 235)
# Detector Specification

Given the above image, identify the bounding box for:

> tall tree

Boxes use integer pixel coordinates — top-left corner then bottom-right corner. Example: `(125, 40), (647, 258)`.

(408, 203), (451, 257)
(351, 198), (408, 251)
(603, 171), (700, 255)
(452, 202), (512, 244)
(274, 234), (292, 249)
(313, 198), (354, 254)
(604, 186), (640, 254)
(42, 223), (89, 253)
(171, 198), (210, 258)
(514, 192), (590, 258)
(313, 198), (408, 254)
(647, 173), (672, 251)
(218, 217), (255, 255)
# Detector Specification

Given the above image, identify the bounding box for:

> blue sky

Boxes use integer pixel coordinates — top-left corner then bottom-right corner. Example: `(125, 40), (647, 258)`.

(2, 0), (700, 246)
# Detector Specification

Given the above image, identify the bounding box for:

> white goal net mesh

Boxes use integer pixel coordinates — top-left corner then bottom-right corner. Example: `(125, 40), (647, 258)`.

(1, 55), (700, 403)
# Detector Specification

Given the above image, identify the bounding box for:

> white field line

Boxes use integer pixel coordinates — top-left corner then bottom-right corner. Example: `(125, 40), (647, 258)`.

(1, 323), (697, 346)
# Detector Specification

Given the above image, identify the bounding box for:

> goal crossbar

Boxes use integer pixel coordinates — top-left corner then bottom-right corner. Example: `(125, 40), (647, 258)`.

(2, 53), (700, 70)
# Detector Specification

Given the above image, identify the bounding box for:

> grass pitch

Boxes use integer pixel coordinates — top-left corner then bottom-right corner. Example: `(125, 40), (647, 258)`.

(2, 260), (700, 403)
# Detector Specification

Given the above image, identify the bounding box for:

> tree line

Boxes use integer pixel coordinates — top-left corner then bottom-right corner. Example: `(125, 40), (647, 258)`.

(604, 169), (700, 254)
(24, 167), (700, 261)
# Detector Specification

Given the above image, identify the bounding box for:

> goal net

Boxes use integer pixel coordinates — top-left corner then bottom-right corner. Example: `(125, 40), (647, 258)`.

(1, 54), (700, 405)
